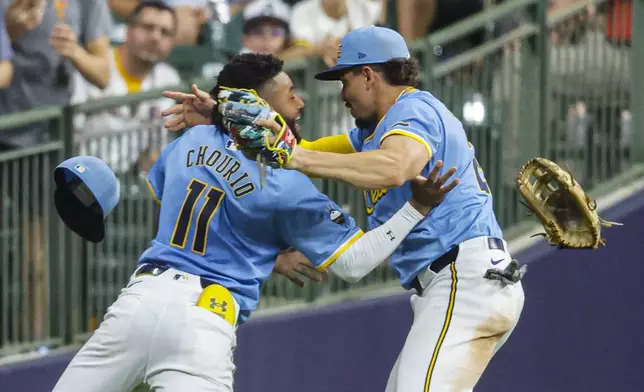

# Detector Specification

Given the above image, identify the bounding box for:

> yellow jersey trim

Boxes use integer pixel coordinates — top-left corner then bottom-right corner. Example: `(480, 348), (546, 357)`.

(146, 178), (161, 204)
(344, 132), (358, 152)
(424, 262), (458, 390)
(364, 86), (417, 144)
(316, 229), (364, 271)
(380, 129), (432, 161)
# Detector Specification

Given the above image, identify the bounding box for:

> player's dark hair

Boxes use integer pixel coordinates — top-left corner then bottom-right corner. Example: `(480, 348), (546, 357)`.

(353, 58), (421, 87)
(210, 53), (284, 129)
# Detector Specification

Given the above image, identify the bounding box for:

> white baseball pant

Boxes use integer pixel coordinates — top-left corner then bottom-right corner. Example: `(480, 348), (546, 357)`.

(385, 236), (525, 392)
(52, 266), (239, 392)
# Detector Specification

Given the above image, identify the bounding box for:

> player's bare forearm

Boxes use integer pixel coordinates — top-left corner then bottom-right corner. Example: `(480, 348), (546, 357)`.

(288, 147), (404, 189)
(289, 135), (428, 189)
(70, 38), (110, 89)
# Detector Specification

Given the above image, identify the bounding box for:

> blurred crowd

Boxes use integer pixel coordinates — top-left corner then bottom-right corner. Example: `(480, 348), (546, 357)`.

(0, 0), (633, 163)
(0, 0), (635, 350)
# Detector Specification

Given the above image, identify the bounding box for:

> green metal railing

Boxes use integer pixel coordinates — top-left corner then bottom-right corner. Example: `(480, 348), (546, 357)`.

(1, 0), (641, 358)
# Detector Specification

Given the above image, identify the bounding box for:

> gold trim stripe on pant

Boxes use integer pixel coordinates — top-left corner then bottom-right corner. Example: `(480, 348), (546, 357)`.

(423, 262), (458, 392)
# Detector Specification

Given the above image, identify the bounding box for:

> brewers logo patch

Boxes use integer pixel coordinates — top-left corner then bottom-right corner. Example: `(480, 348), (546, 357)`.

(329, 209), (345, 224)
(391, 121), (410, 128)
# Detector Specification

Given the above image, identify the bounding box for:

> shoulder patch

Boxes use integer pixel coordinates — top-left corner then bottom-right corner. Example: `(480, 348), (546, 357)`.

(391, 121), (410, 128)
(329, 209), (345, 224)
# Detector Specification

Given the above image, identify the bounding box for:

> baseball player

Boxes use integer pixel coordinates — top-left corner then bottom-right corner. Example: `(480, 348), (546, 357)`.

(51, 53), (459, 392)
(245, 27), (527, 391)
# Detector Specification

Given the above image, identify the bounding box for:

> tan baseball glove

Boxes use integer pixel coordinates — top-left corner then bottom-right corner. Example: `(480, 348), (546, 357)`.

(516, 158), (622, 249)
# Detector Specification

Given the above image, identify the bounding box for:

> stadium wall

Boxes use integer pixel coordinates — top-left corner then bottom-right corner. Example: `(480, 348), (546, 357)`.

(1, 188), (643, 392)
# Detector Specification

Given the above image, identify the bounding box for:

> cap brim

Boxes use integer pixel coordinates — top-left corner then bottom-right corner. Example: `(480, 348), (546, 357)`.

(54, 183), (106, 244)
(314, 64), (356, 81)
(244, 17), (289, 33)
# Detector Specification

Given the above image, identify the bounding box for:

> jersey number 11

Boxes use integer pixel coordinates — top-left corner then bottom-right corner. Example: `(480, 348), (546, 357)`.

(171, 179), (225, 255)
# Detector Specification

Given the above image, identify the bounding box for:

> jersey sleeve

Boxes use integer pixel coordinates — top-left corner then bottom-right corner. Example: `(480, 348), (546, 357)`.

(146, 158), (164, 204)
(299, 132), (359, 154)
(146, 135), (185, 203)
(346, 127), (364, 152)
(276, 176), (364, 271)
(377, 99), (442, 160)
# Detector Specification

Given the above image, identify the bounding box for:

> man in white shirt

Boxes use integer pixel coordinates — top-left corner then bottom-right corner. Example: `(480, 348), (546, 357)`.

(72, 0), (182, 174)
(290, 0), (380, 66)
(109, 0), (211, 45)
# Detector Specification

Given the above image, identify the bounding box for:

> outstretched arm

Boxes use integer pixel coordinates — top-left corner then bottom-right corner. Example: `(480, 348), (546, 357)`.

(291, 135), (429, 189)
(161, 85), (359, 155)
(256, 117), (432, 189)
(326, 163), (456, 282)
(280, 161), (458, 284)
(299, 134), (356, 154)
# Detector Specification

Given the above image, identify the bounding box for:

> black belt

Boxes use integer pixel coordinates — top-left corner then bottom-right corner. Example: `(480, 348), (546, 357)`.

(410, 237), (505, 295)
(135, 262), (215, 289)
(134, 262), (253, 323)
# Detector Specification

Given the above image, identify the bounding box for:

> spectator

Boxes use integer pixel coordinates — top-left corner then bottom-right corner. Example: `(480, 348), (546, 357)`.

(393, 0), (436, 42)
(0, 7), (12, 88)
(0, 1), (111, 344)
(110, 0), (211, 46)
(72, 0), (181, 174)
(240, 0), (291, 55)
(290, 0), (380, 66)
(239, 0), (315, 61)
(0, 0), (112, 148)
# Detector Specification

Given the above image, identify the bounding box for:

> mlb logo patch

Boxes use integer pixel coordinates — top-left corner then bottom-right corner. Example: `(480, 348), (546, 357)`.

(225, 140), (238, 151)
(74, 164), (86, 173)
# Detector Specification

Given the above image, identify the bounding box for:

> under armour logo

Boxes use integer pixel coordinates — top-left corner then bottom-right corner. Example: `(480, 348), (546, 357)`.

(358, 52), (367, 59)
(210, 298), (228, 312)
(386, 230), (395, 241)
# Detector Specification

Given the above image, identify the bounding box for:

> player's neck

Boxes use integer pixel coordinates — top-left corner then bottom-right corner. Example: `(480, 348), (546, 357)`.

(116, 45), (153, 81)
(376, 85), (411, 119)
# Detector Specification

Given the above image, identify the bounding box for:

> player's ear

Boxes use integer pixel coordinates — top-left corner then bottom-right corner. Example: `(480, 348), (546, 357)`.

(363, 66), (375, 84)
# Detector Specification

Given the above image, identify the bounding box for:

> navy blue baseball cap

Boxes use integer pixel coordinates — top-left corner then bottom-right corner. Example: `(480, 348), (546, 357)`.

(315, 26), (411, 81)
(53, 156), (120, 243)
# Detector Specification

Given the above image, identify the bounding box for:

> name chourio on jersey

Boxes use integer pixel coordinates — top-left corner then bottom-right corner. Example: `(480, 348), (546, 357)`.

(185, 144), (255, 198)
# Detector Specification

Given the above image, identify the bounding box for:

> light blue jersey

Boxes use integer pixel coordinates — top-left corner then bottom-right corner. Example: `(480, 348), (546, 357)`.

(348, 88), (502, 289)
(140, 125), (363, 322)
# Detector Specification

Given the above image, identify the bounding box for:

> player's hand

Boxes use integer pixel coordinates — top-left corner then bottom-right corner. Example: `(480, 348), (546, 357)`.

(410, 160), (459, 216)
(253, 117), (298, 167)
(274, 249), (328, 288)
(161, 84), (215, 132)
(254, 118), (282, 135)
